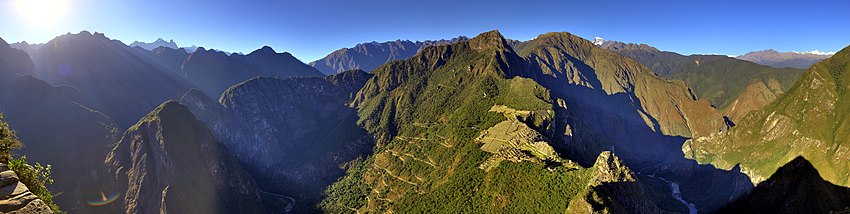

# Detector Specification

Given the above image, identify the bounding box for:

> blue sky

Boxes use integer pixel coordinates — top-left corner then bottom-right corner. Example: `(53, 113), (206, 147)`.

(1, 0), (848, 62)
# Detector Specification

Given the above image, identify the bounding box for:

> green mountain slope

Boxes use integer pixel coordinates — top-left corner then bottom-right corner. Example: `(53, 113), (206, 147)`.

(684, 45), (850, 186)
(600, 41), (805, 122)
(321, 30), (741, 213)
(323, 30), (588, 213)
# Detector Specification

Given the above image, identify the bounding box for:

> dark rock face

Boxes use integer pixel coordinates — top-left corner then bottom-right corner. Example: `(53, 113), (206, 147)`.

(719, 157), (850, 214)
(180, 70), (374, 212)
(0, 164), (53, 214)
(104, 101), (266, 214)
(309, 37), (470, 75)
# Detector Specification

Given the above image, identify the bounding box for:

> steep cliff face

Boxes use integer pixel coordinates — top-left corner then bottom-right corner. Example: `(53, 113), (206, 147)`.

(104, 101), (265, 214)
(684, 45), (850, 187)
(718, 157), (850, 214)
(309, 37), (470, 75)
(180, 70), (374, 212)
(0, 164), (53, 214)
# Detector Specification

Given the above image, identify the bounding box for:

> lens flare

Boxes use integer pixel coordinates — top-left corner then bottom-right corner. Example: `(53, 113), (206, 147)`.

(87, 191), (120, 206)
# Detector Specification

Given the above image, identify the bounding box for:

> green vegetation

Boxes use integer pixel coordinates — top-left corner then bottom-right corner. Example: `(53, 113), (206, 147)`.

(668, 57), (804, 109)
(321, 31), (592, 213)
(0, 113), (21, 163)
(0, 113), (62, 213)
(9, 156), (60, 213)
(684, 45), (850, 186)
(605, 44), (806, 110)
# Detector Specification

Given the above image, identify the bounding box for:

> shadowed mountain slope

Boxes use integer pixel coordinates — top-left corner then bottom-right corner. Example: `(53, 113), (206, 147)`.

(103, 101), (266, 214)
(718, 157), (850, 214)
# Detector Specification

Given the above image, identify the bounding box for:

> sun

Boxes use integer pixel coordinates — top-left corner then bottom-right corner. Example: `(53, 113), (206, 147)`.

(15, 0), (70, 27)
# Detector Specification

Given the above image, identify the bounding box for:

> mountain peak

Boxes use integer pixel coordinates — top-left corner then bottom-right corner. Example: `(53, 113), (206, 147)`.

(249, 45), (276, 55)
(468, 30), (508, 51)
(147, 100), (191, 121)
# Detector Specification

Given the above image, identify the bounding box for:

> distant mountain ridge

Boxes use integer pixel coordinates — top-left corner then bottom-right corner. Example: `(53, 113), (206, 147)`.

(737, 49), (834, 69)
(129, 38), (207, 53)
(309, 36), (470, 75)
(597, 39), (805, 123)
(30, 31), (195, 127)
(138, 45), (325, 97)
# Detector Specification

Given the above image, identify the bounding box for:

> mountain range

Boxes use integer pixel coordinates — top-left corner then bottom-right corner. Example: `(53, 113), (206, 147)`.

(737, 49), (834, 69)
(129, 38), (178, 51)
(309, 36), (470, 75)
(0, 29), (848, 213)
(598, 40), (806, 123)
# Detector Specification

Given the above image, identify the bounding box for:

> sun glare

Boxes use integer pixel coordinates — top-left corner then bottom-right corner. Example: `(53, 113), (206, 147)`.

(15, 0), (69, 27)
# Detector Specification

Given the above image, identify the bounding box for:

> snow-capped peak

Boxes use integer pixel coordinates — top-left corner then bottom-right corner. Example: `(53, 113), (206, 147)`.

(593, 37), (604, 46)
(792, 50), (836, 56)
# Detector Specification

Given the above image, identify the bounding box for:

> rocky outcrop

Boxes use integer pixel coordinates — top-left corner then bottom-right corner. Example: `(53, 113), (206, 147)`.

(568, 152), (671, 214)
(0, 164), (52, 214)
(104, 101), (265, 214)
